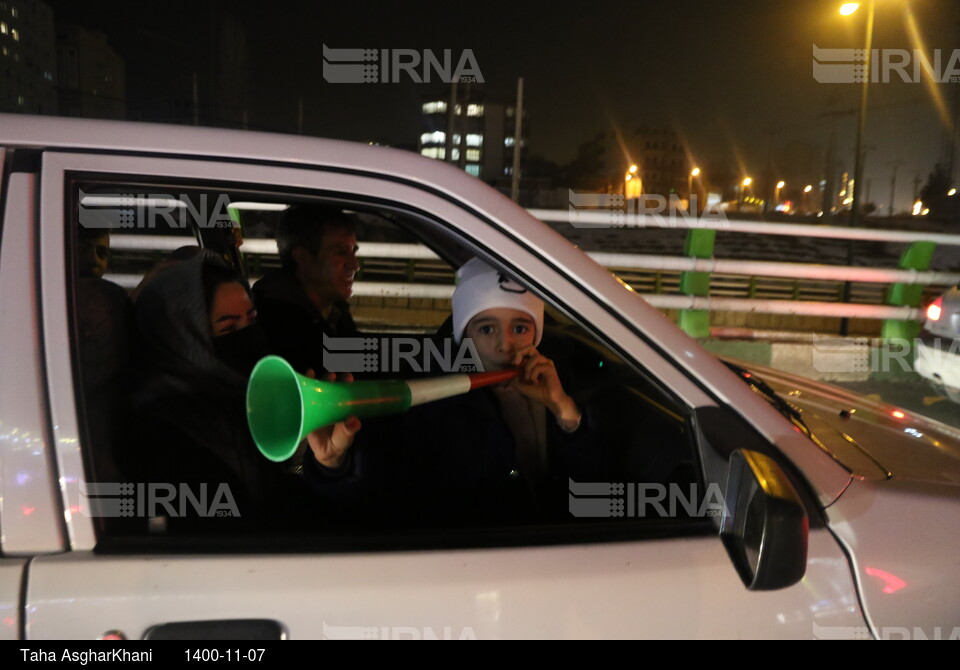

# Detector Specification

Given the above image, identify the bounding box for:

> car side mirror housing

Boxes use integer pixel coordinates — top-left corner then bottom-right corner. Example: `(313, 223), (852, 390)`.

(720, 449), (809, 591)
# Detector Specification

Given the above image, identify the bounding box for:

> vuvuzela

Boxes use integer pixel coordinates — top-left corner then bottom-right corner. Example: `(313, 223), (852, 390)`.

(246, 355), (519, 462)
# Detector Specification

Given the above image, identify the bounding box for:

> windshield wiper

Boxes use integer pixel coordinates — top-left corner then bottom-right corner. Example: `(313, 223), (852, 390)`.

(722, 361), (812, 435)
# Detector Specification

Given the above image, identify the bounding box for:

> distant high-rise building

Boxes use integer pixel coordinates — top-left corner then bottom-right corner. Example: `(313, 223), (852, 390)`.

(56, 24), (125, 119)
(419, 87), (525, 183)
(0, 0), (57, 114)
(627, 126), (689, 198)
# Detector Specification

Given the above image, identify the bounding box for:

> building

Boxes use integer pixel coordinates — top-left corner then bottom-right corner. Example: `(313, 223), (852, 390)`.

(629, 126), (689, 199)
(0, 0), (57, 115)
(56, 24), (125, 119)
(419, 87), (525, 183)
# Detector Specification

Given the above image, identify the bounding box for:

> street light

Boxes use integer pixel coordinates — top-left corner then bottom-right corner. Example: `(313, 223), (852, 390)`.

(775, 180), (785, 208)
(739, 177), (752, 209)
(624, 164), (639, 201)
(688, 167), (701, 212)
(841, 0), (875, 227)
(803, 184), (813, 214)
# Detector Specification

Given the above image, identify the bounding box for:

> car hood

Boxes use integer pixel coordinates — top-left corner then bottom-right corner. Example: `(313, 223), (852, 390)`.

(722, 358), (960, 487)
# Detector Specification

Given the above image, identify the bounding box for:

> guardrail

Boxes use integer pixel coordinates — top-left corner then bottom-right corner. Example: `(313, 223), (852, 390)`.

(107, 212), (960, 338)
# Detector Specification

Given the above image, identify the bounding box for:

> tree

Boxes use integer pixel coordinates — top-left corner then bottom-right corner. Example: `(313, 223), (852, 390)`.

(919, 163), (960, 223)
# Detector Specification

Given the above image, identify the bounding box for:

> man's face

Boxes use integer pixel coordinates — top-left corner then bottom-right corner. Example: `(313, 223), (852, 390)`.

(298, 226), (359, 306)
(78, 233), (110, 279)
(463, 307), (537, 372)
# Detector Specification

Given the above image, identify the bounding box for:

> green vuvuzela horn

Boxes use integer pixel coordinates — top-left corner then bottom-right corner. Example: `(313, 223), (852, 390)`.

(246, 355), (519, 462)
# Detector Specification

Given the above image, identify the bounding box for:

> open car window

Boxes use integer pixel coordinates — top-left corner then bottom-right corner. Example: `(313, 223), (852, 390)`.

(68, 176), (714, 552)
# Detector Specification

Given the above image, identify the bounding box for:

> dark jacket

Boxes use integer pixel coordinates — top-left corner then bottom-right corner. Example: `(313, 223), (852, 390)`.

(303, 383), (606, 527)
(252, 267), (359, 374)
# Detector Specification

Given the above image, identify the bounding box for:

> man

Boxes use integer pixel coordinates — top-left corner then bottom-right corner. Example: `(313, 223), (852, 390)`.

(78, 228), (111, 279)
(252, 204), (361, 374)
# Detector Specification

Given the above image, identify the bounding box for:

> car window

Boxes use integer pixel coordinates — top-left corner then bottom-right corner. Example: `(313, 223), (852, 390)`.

(68, 175), (713, 551)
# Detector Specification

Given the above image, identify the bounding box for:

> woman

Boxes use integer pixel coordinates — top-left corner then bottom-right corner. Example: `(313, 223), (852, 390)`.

(129, 251), (313, 529)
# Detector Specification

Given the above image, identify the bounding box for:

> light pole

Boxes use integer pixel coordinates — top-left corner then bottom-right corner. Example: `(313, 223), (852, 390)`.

(688, 167), (701, 212)
(843, 1), (875, 228)
(739, 177), (752, 209)
(775, 180), (785, 209)
(803, 184), (813, 214)
(839, 1), (875, 337)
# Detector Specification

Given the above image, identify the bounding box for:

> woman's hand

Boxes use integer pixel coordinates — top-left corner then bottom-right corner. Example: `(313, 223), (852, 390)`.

(304, 370), (362, 469)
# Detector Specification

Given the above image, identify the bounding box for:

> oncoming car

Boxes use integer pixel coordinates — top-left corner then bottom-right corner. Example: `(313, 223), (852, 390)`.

(1, 114), (959, 640)
(914, 286), (960, 403)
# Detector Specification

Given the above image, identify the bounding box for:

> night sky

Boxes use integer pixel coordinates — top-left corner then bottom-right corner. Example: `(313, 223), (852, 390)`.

(45, 0), (960, 212)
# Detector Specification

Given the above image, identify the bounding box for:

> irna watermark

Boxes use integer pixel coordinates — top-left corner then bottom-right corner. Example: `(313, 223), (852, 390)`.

(322, 333), (484, 374)
(322, 44), (483, 84)
(812, 45), (960, 84)
(321, 622), (477, 640)
(567, 189), (728, 229)
(79, 482), (240, 518)
(813, 622), (960, 640)
(79, 189), (237, 230)
(568, 479), (725, 518)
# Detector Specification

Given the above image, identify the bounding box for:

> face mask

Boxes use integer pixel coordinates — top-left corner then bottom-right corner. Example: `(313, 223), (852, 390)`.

(212, 323), (271, 376)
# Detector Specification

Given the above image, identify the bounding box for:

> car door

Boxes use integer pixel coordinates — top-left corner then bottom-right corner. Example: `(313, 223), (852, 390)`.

(14, 145), (867, 639)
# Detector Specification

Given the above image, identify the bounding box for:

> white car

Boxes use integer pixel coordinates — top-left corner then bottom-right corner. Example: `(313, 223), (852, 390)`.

(914, 286), (960, 403)
(1, 114), (959, 641)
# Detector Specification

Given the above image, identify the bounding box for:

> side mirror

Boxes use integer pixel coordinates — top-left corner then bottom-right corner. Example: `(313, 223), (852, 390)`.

(720, 449), (809, 591)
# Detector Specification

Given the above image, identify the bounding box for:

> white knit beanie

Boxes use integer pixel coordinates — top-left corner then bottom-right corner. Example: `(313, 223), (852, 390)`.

(452, 258), (544, 345)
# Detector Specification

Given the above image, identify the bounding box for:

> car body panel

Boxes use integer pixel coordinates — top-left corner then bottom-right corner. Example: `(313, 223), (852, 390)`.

(0, 172), (64, 556)
(25, 530), (864, 640)
(0, 558), (25, 640)
(827, 477), (960, 635)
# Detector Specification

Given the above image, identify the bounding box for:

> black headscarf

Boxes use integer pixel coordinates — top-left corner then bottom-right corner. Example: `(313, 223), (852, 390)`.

(135, 250), (247, 401)
(130, 251), (279, 513)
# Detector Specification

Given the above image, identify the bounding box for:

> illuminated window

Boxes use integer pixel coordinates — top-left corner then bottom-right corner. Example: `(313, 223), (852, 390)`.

(450, 148), (460, 161)
(466, 133), (482, 147)
(465, 164), (480, 177)
(422, 101), (447, 114)
(10, 6), (16, 18)
(467, 104), (484, 117)
(0, 22), (7, 34)
(44, 70), (52, 80)
(420, 147), (445, 160)
(11, 27), (18, 40)
(420, 131), (445, 146)
(466, 149), (480, 162)
(504, 136), (515, 147)
(17, 94), (23, 105)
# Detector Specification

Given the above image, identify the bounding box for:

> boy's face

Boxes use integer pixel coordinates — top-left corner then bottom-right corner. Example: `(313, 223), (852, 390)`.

(463, 308), (536, 371)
